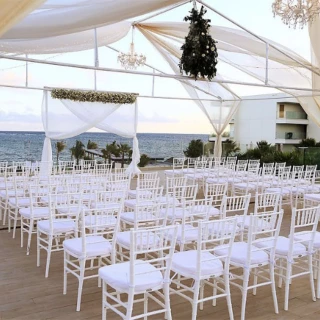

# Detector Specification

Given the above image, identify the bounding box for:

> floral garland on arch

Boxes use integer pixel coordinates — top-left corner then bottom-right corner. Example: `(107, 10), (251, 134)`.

(51, 88), (137, 104)
(179, 5), (218, 81)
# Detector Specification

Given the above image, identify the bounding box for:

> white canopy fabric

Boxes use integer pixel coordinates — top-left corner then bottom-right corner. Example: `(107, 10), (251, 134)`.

(0, 0), (45, 37)
(0, 21), (131, 54)
(41, 91), (141, 175)
(1, 0), (185, 39)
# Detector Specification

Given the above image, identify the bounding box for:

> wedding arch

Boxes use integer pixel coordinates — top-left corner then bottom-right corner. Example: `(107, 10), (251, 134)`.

(40, 88), (140, 175)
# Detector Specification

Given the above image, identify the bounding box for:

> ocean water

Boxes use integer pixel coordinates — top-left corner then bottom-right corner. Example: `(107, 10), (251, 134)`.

(0, 131), (209, 163)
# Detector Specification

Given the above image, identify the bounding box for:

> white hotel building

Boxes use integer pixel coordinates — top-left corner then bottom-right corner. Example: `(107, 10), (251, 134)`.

(210, 93), (320, 152)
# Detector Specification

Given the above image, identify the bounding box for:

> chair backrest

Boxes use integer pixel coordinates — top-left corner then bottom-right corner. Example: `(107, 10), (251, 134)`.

(172, 157), (185, 170)
(248, 211), (283, 265)
(128, 225), (178, 288)
(226, 156), (237, 164)
(205, 181), (228, 208)
(165, 176), (188, 193)
(289, 206), (320, 257)
(196, 217), (237, 280)
(94, 190), (126, 209)
(221, 194), (251, 218)
(112, 168), (131, 181)
(236, 162), (248, 172)
(170, 184), (198, 203)
(248, 159), (260, 165)
(58, 160), (75, 174)
(79, 206), (122, 261)
(263, 162), (274, 169)
(95, 163), (112, 176)
(135, 186), (164, 203)
(254, 192), (281, 213)
(137, 175), (160, 190)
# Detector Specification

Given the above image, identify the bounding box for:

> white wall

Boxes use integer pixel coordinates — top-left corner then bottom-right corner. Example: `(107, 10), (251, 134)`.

(232, 94), (320, 151)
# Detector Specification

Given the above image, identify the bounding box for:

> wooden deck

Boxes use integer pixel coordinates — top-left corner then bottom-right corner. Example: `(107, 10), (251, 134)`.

(1, 169), (320, 319)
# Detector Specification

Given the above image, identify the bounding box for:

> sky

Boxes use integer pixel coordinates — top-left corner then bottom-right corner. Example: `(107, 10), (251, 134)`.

(0, 0), (312, 134)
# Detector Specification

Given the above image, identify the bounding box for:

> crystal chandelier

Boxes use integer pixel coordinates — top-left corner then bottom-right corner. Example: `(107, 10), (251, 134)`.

(272, 0), (320, 28)
(117, 27), (146, 70)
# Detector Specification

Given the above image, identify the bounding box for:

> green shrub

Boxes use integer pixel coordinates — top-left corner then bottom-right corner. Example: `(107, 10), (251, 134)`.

(138, 154), (150, 167)
(184, 139), (203, 158)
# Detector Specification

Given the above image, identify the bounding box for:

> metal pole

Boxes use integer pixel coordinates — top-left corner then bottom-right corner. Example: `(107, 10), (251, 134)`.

(197, 0), (320, 77)
(25, 54), (28, 87)
(265, 43), (269, 85)
(152, 68), (155, 96)
(0, 53), (319, 92)
(94, 28), (99, 90)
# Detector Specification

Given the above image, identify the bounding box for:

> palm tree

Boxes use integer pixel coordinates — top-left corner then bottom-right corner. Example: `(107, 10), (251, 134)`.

(70, 140), (85, 165)
(55, 141), (66, 163)
(117, 143), (132, 168)
(87, 139), (98, 149)
(223, 139), (240, 157)
(101, 141), (119, 165)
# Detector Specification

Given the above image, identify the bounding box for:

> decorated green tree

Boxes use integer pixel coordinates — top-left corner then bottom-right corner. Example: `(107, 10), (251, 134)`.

(117, 143), (132, 168)
(55, 140), (66, 163)
(70, 140), (85, 165)
(101, 141), (119, 165)
(179, 5), (218, 80)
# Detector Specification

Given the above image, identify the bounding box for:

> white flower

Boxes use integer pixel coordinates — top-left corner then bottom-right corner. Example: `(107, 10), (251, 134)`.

(211, 47), (215, 51)
(201, 32), (205, 35)
(202, 54), (205, 57)
(193, 53), (195, 56)
(206, 46), (209, 49)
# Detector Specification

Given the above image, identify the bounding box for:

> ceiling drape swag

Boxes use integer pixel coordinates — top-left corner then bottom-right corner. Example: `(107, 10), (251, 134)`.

(40, 90), (141, 176)
(0, 0), (45, 37)
(138, 26), (241, 158)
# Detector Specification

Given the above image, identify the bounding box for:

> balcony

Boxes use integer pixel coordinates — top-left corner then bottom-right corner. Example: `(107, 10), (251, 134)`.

(208, 132), (233, 142)
(275, 131), (306, 144)
(276, 111), (308, 124)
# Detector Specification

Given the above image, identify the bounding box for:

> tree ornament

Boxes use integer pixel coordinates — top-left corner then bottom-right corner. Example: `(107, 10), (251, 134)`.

(179, 5), (218, 81)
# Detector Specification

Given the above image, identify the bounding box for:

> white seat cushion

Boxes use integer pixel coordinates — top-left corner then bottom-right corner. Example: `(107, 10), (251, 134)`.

(19, 207), (49, 219)
(63, 235), (112, 258)
(90, 202), (120, 210)
(236, 215), (272, 230)
(116, 231), (159, 249)
(99, 260), (163, 293)
(127, 189), (152, 199)
(124, 199), (154, 209)
(265, 187), (291, 195)
(57, 204), (88, 216)
(84, 215), (117, 227)
(294, 231), (320, 249)
(233, 182), (256, 190)
(215, 242), (269, 266)
(166, 224), (198, 243)
(186, 205), (220, 217)
(171, 250), (223, 278)
(8, 197), (32, 206)
(37, 219), (76, 234)
(304, 194), (320, 202)
(255, 236), (306, 256)
(120, 212), (156, 223)
(161, 207), (186, 219)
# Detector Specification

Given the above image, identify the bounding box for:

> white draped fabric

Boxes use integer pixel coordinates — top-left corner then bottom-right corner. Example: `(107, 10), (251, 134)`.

(1, 0), (185, 39)
(139, 25), (241, 157)
(0, 0), (45, 37)
(0, 21), (131, 54)
(40, 91), (140, 175)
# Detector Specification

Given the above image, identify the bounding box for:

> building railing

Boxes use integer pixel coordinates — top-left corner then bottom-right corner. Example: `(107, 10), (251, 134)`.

(285, 111), (307, 120)
(275, 132), (306, 140)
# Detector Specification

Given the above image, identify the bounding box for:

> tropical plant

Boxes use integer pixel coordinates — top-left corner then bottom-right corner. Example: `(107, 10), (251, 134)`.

(256, 140), (275, 154)
(117, 143), (132, 168)
(138, 154), (150, 167)
(87, 139), (98, 149)
(222, 139), (240, 157)
(70, 140), (85, 165)
(101, 141), (119, 164)
(298, 138), (317, 147)
(55, 140), (66, 163)
(184, 139), (203, 158)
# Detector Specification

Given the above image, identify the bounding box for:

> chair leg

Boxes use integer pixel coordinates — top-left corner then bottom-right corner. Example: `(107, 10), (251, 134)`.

(308, 254), (316, 302)
(63, 251), (68, 295)
(164, 283), (172, 320)
(125, 288), (134, 320)
(20, 218), (24, 248)
(76, 259), (85, 312)
(12, 208), (18, 238)
(284, 260), (292, 311)
(253, 268), (258, 295)
(102, 281), (107, 320)
(225, 273), (234, 320)
(144, 292), (148, 320)
(270, 262), (279, 314)
(26, 220), (33, 255)
(240, 269), (250, 320)
(200, 280), (204, 310)
(45, 236), (53, 278)
(317, 252), (320, 299)
(212, 279), (217, 306)
(37, 230), (41, 267)
(192, 280), (200, 320)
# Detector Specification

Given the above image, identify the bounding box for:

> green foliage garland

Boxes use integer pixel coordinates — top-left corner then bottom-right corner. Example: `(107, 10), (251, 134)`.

(51, 88), (137, 104)
(179, 5), (218, 81)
